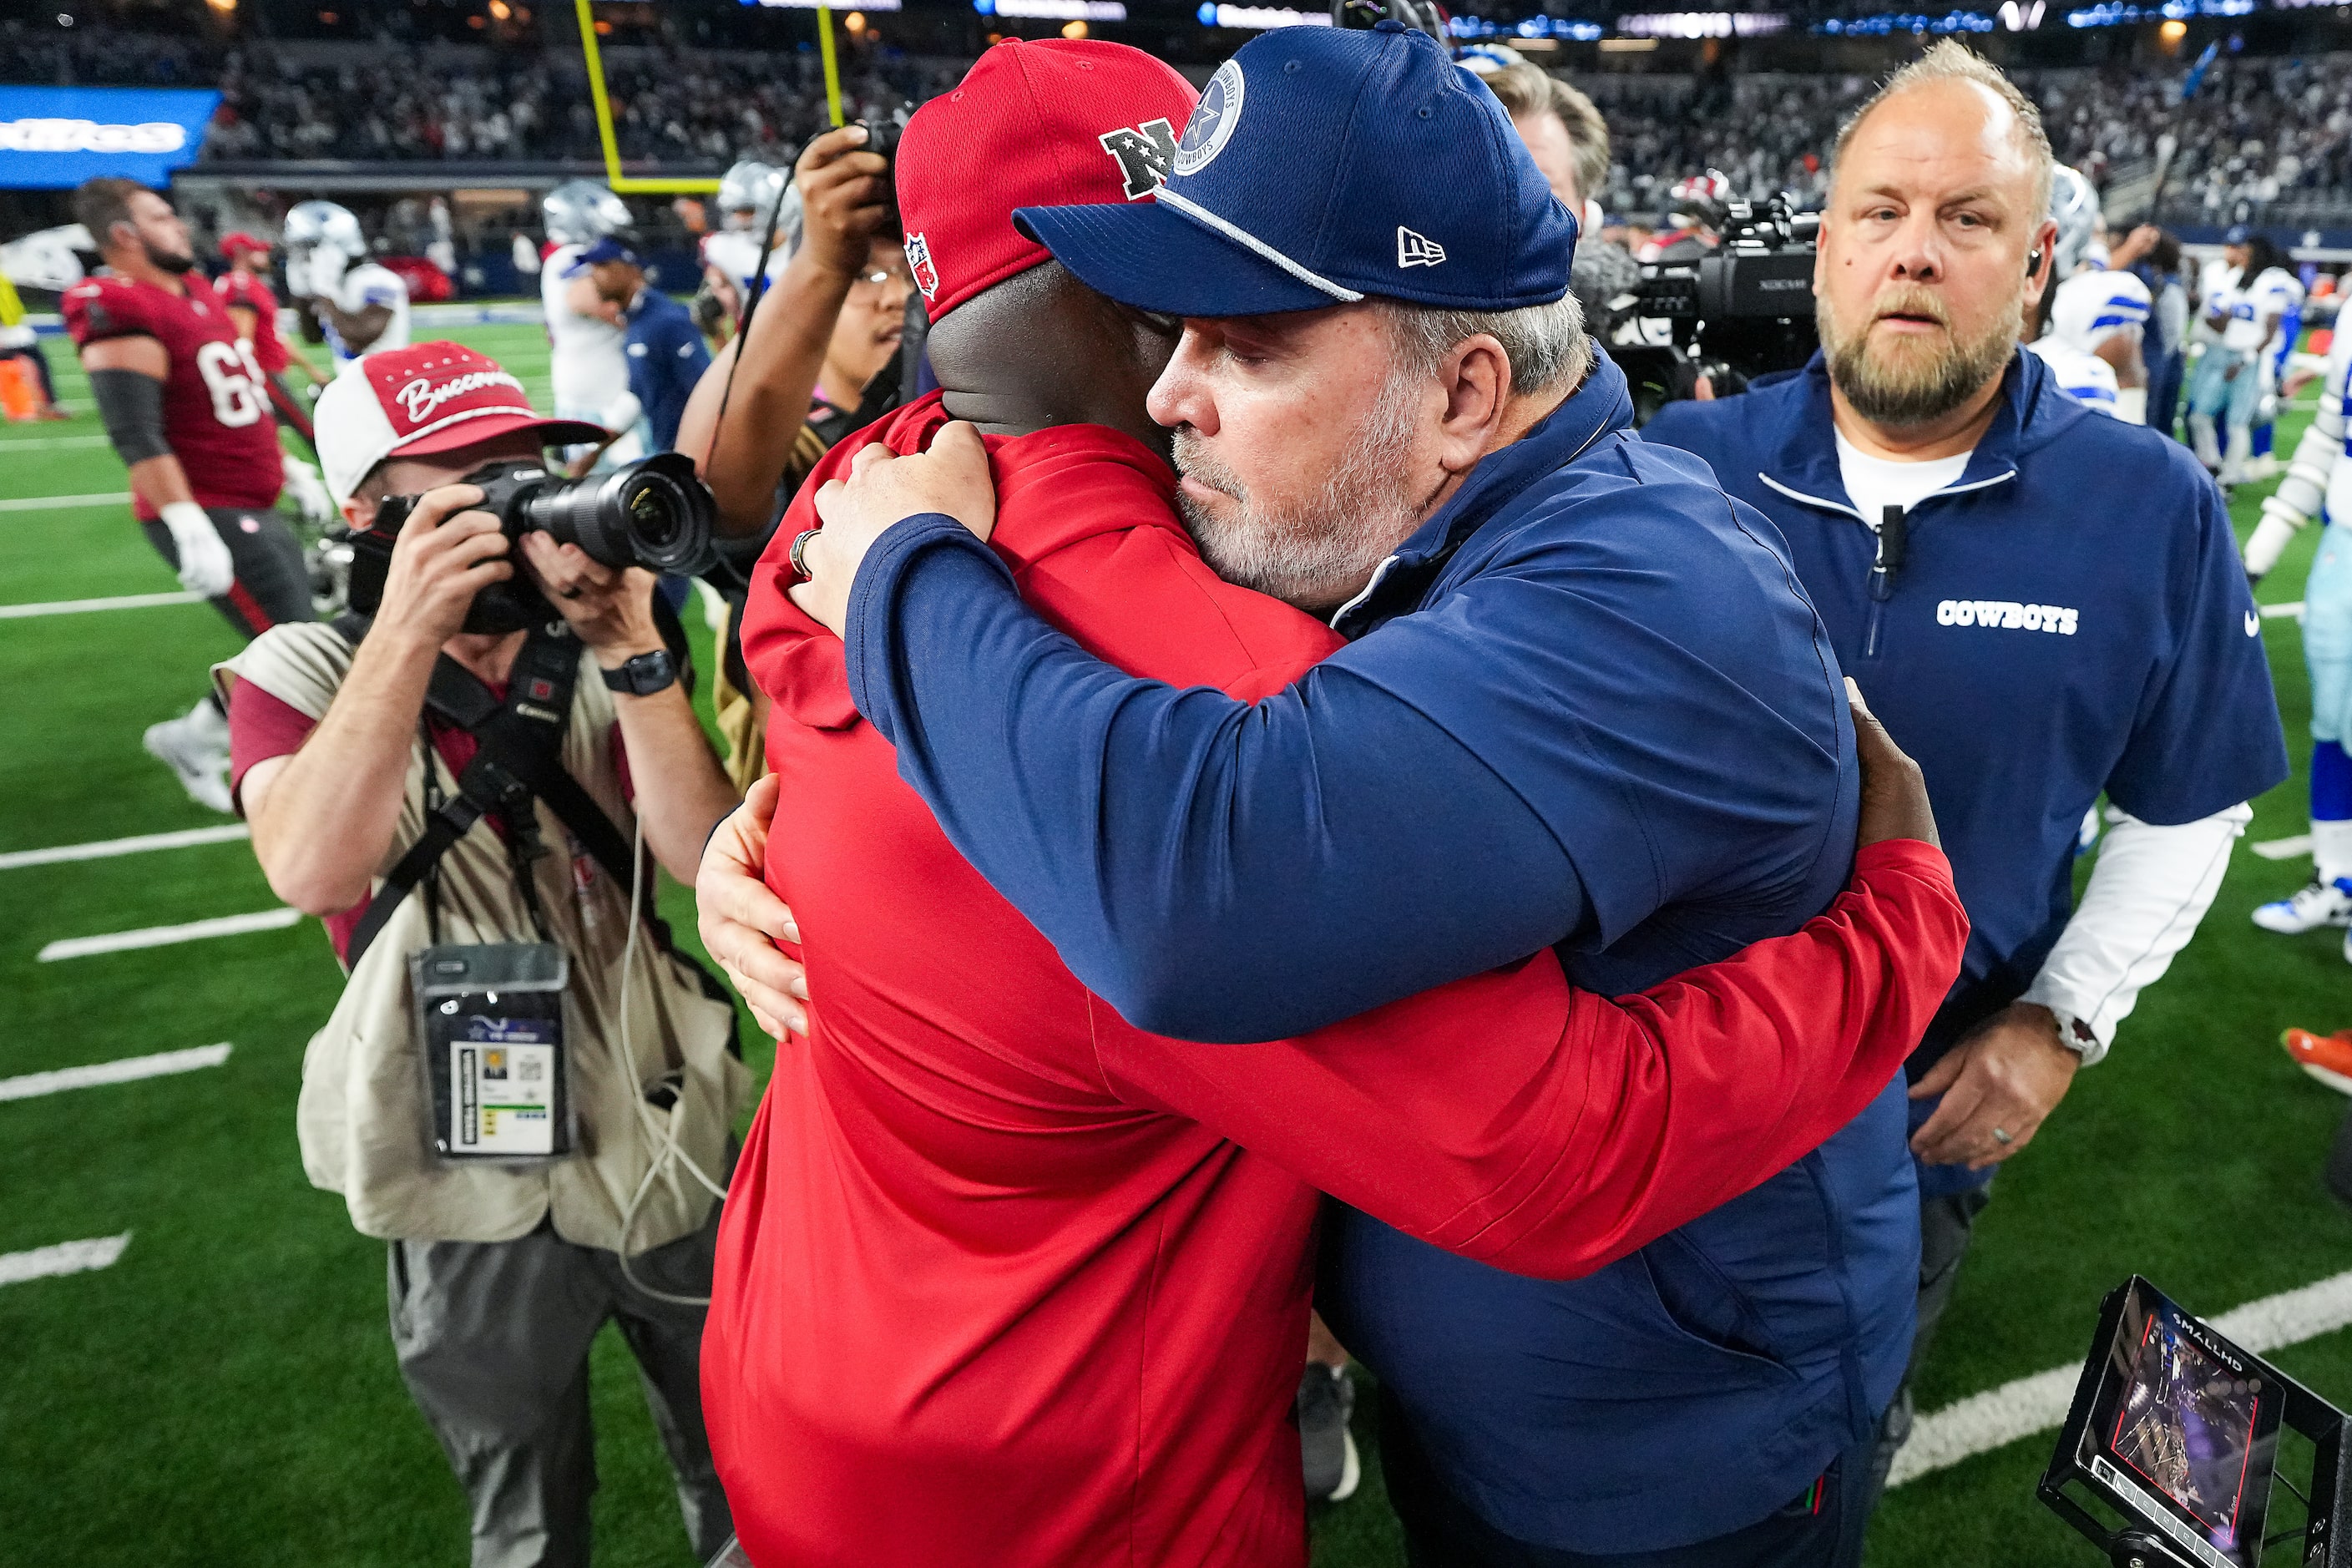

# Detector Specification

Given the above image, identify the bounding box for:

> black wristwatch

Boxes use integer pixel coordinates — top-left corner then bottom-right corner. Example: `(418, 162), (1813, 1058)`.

(600, 649), (678, 697)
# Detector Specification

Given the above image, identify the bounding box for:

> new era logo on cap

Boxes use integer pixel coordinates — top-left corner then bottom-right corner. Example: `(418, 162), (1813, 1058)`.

(1398, 226), (1446, 268)
(313, 341), (603, 508)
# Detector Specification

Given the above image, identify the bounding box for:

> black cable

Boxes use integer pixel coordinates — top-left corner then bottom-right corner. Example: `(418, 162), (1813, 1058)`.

(709, 167), (793, 443)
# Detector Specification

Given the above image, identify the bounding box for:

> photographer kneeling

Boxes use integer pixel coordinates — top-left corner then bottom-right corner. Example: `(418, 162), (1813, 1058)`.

(217, 342), (747, 1568)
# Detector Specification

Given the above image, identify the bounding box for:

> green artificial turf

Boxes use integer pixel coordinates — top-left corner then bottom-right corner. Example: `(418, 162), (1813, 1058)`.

(3, 322), (2349, 1568)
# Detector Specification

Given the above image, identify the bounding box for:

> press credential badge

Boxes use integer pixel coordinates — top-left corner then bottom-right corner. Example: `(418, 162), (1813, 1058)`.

(451, 1019), (559, 1156)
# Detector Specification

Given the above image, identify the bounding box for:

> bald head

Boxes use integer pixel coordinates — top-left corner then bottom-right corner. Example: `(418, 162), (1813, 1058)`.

(1831, 42), (2053, 220)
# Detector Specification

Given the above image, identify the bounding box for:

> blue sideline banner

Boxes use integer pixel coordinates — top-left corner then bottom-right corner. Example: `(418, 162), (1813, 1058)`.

(0, 87), (220, 190)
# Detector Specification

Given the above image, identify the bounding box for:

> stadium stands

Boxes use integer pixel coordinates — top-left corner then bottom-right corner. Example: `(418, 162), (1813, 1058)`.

(10, 14), (2352, 227)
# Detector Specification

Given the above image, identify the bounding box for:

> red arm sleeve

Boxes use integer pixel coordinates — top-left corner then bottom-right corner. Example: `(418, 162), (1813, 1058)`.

(1091, 837), (1967, 1282)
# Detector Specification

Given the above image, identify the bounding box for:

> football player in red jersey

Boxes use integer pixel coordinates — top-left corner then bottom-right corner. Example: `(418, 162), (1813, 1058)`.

(66, 179), (312, 812)
(216, 230), (330, 449)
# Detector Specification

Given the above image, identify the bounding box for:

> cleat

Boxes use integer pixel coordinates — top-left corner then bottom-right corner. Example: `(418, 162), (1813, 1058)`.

(2284, 1028), (2352, 1095)
(143, 716), (233, 815)
(2253, 878), (2352, 933)
(1297, 1363), (1361, 1505)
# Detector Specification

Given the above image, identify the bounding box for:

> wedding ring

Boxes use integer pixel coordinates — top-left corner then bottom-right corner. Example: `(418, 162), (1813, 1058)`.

(789, 528), (822, 579)
(1990, 1126), (2014, 1146)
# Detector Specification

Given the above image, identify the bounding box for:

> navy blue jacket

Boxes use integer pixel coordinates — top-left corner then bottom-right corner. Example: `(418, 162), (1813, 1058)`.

(624, 287), (710, 453)
(1647, 352), (2285, 1196)
(839, 350), (1920, 1553)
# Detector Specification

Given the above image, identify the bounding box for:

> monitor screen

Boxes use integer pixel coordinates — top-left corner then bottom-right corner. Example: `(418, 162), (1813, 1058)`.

(2110, 1299), (2266, 1557)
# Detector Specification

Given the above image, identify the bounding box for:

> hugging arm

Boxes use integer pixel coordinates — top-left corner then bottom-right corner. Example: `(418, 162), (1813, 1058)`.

(843, 518), (1586, 1042)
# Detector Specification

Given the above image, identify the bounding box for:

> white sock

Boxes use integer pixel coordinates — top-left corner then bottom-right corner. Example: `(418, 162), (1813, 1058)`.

(2189, 413), (2220, 466)
(2314, 818), (2352, 887)
(185, 695), (229, 749)
(2223, 423), (2253, 481)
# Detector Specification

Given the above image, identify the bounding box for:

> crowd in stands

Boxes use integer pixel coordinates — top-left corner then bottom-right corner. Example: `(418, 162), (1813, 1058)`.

(1586, 51), (2352, 221)
(0, 21), (960, 167)
(10, 16), (2352, 222)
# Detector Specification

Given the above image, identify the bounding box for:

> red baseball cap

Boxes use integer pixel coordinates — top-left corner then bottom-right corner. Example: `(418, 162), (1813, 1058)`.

(896, 38), (1198, 320)
(219, 231), (271, 260)
(313, 341), (605, 506)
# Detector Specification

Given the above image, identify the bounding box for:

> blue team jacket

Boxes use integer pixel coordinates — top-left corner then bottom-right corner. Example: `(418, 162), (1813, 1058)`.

(623, 286), (711, 453)
(1647, 352), (2286, 1197)
(839, 349), (1921, 1554)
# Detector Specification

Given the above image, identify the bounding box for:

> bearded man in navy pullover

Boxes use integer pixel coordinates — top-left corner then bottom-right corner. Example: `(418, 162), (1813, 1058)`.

(761, 24), (1917, 1567)
(1641, 45), (2282, 1520)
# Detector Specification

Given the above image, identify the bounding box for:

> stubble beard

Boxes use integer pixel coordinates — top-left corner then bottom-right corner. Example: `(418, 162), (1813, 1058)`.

(1172, 368), (1430, 616)
(1819, 284), (2021, 429)
(143, 237), (196, 276)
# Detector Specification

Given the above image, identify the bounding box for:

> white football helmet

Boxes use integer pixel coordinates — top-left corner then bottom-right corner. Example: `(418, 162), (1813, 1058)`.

(716, 159), (787, 233)
(541, 180), (632, 247)
(283, 200), (365, 255)
(2046, 165), (2102, 281)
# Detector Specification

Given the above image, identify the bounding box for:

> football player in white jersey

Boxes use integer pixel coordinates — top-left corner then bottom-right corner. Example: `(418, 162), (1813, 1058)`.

(701, 159), (796, 319)
(2188, 229), (2302, 483)
(539, 180), (643, 469)
(284, 201), (410, 367)
(2026, 167), (2150, 422)
(2245, 324), (2352, 943)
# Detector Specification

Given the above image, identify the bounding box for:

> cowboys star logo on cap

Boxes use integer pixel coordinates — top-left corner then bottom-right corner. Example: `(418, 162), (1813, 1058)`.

(905, 233), (940, 301)
(1173, 59), (1244, 177)
(1097, 119), (1180, 201)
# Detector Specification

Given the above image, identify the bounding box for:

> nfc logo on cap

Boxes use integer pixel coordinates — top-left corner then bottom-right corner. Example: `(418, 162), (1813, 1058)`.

(1398, 226), (1447, 268)
(1098, 119), (1180, 201)
(1174, 60), (1244, 177)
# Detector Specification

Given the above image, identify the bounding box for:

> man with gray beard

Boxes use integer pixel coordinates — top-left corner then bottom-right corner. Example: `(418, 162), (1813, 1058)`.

(766, 22), (1920, 1565)
(1642, 41), (2284, 1517)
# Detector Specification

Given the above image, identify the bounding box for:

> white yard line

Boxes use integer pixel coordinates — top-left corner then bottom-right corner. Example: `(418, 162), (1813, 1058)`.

(0, 491), (130, 513)
(0, 433), (113, 450)
(0, 824), (250, 870)
(1890, 1267), (2352, 1487)
(0, 1233), (129, 1288)
(0, 1044), (230, 1102)
(0, 590), (202, 620)
(2253, 835), (2315, 861)
(36, 907), (301, 962)
(2263, 601), (2305, 620)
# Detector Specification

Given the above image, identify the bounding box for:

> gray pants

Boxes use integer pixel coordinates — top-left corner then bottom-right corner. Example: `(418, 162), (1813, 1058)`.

(1863, 1185), (1995, 1511)
(388, 1213), (734, 1568)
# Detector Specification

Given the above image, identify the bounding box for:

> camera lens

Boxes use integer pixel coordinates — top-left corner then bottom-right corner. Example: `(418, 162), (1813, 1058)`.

(623, 474), (685, 553)
(520, 453), (715, 574)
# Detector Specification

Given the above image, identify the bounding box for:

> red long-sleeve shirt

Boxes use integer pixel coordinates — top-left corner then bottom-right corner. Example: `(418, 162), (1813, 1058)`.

(708, 392), (1966, 1567)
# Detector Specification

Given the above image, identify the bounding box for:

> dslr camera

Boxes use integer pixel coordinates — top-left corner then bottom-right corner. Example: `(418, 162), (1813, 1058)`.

(1615, 192), (1823, 425)
(347, 453), (716, 633)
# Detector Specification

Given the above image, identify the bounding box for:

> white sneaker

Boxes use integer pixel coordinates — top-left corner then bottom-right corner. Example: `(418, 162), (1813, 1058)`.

(143, 716), (233, 814)
(2253, 878), (2352, 933)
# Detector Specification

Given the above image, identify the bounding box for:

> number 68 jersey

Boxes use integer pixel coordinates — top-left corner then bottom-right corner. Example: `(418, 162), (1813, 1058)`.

(63, 273), (285, 520)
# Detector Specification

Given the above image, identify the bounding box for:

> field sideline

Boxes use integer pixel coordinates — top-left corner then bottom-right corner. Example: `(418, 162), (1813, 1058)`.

(3, 323), (2349, 1567)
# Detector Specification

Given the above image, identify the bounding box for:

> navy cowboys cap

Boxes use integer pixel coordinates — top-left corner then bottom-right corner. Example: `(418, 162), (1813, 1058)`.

(1014, 21), (1576, 316)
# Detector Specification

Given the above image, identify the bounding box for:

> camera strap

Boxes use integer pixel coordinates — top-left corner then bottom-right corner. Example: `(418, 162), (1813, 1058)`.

(346, 620), (644, 969)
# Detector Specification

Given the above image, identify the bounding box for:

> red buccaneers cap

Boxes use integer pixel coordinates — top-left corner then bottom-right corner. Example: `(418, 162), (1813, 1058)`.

(895, 38), (1198, 320)
(313, 341), (605, 506)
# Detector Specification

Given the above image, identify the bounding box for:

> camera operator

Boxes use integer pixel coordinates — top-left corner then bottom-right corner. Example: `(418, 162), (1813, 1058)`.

(218, 341), (746, 1568)
(675, 122), (911, 787)
(1641, 43), (2284, 1524)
